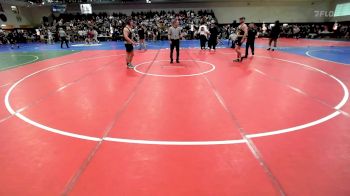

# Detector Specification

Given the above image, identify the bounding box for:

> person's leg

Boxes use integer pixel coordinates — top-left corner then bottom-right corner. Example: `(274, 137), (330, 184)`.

(130, 51), (134, 64)
(203, 36), (207, 49)
(251, 41), (255, 55)
(176, 40), (180, 62)
(200, 36), (204, 49)
(245, 41), (250, 57)
(170, 40), (174, 63)
(234, 45), (242, 62)
(61, 39), (64, 48)
(213, 40), (217, 50)
(66, 39), (69, 48)
(126, 53), (133, 69)
(126, 52), (130, 64)
(126, 45), (135, 69)
(273, 38), (277, 50)
(237, 46), (241, 58)
(267, 38), (273, 50)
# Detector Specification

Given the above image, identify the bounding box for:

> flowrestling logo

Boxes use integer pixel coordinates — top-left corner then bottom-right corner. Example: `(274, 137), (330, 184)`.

(314, 10), (335, 17)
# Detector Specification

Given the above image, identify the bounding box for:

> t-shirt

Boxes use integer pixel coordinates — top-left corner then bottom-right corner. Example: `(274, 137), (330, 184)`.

(270, 25), (281, 38)
(209, 26), (219, 39)
(138, 28), (145, 39)
(59, 30), (66, 37)
(198, 26), (209, 37)
(247, 29), (257, 41)
(229, 33), (237, 41)
(199, 25), (208, 32)
(168, 26), (182, 40)
(93, 30), (98, 38)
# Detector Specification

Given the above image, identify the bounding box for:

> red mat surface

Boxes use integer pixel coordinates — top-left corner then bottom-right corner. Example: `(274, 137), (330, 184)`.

(1, 40), (350, 195)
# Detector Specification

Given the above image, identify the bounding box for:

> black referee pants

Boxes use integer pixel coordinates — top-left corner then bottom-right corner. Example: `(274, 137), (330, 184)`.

(200, 35), (207, 49)
(61, 37), (69, 48)
(170, 39), (180, 61)
(245, 40), (255, 57)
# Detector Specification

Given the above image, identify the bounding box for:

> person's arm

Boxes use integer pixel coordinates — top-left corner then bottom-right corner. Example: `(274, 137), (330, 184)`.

(179, 27), (183, 39)
(241, 25), (248, 43)
(123, 27), (135, 45)
(206, 30), (210, 36)
(278, 27), (282, 38)
(168, 27), (172, 44)
(216, 27), (220, 39)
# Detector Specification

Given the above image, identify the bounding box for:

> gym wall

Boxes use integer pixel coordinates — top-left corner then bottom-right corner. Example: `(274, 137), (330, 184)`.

(0, 3), (31, 28)
(330, 0), (350, 22)
(0, 0), (342, 28)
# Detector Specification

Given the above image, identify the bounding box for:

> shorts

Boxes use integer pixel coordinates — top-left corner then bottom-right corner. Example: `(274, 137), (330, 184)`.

(235, 38), (242, 47)
(125, 44), (134, 52)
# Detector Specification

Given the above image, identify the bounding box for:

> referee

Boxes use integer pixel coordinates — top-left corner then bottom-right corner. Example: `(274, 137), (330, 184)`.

(59, 28), (69, 49)
(168, 19), (182, 63)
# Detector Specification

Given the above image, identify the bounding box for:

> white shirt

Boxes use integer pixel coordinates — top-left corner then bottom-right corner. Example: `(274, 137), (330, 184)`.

(199, 25), (208, 32)
(199, 28), (209, 37)
(168, 26), (182, 40)
(229, 33), (237, 41)
(93, 30), (98, 38)
(59, 30), (66, 37)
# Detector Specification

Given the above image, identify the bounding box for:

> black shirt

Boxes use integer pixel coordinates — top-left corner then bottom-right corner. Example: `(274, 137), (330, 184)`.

(270, 25), (281, 38)
(247, 29), (257, 41)
(7, 32), (14, 40)
(209, 26), (218, 40)
(138, 28), (145, 39)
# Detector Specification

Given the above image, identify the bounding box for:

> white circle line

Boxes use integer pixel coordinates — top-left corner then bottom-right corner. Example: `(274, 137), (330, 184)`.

(3, 55), (349, 145)
(4, 54), (129, 142)
(133, 60), (216, 77)
(255, 55), (349, 110)
(247, 111), (341, 138)
(0, 55), (39, 71)
(71, 44), (103, 47)
(103, 137), (247, 145)
(246, 55), (349, 138)
(306, 49), (350, 66)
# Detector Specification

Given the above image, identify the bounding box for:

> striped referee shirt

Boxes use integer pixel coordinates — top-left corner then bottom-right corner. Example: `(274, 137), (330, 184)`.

(168, 26), (182, 40)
